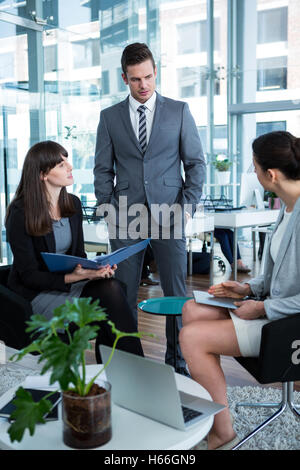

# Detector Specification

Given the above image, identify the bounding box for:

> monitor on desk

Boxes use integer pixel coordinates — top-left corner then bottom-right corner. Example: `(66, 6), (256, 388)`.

(239, 173), (265, 209)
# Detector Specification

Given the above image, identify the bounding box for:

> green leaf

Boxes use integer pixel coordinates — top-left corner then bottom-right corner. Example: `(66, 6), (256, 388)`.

(25, 314), (50, 333)
(107, 321), (155, 340)
(63, 297), (107, 328)
(8, 387), (53, 442)
(26, 313), (65, 339)
(50, 297), (106, 330)
(9, 341), (43, 362)
(40, 326), (99, 391)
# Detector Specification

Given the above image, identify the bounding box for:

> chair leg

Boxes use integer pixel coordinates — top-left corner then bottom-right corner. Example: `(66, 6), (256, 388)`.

(232, 382), (300, 450)
(232, 400), (287, 450)
(235, 384), (284, 411)
(288, 382), (300, 418)
(236, 400), (281, 410)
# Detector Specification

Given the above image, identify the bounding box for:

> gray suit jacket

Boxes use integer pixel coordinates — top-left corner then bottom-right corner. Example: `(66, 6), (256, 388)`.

(248, 197), (300, 320)
(94, 92), (206, 217)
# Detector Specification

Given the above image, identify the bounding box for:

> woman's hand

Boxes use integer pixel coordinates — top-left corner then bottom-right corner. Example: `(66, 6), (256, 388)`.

(208, 281), (251, 299)
(233, 300), (266, 320)
(65, 264), (117, 283)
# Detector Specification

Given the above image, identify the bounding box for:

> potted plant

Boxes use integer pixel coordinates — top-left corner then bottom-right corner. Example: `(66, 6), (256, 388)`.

(212, 154), (232, 185)
(7, 297), (152, 449)
(266, 191), (281, 210)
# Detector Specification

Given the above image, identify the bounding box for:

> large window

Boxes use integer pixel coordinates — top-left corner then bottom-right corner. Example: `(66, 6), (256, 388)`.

(229, 0), (300, 205)
(1, 0), (300, 262)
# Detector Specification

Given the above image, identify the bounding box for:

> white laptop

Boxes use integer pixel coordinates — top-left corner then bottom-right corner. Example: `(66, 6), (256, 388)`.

(100, 345), (225, 431)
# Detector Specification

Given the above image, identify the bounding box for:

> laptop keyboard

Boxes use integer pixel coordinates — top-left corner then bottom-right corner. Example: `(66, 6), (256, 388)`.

(182, 405), (203, 423)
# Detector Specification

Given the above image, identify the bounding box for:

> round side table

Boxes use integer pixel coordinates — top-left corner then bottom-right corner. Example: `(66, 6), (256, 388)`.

(138, 296), (192, 371)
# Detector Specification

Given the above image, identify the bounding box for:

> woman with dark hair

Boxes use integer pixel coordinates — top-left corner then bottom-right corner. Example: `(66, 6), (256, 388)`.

(179, 131), (300, 449)
(5, 141), (144, 362)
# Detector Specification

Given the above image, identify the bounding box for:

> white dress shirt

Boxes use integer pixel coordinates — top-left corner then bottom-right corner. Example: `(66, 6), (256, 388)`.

(129, 92), (157, 145)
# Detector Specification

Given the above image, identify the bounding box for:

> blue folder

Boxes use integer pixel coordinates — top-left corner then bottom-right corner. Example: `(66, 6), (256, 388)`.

(41, 238), (151, 273)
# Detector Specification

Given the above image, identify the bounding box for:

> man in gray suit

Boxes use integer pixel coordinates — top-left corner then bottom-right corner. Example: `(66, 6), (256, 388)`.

(94, 43), (206, 374)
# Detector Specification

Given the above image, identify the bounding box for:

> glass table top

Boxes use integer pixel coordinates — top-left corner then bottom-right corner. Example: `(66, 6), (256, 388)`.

(138, 297), (192, 316)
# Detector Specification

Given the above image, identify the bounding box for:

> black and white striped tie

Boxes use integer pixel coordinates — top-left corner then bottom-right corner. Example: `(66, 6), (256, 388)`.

(138, 105), (147, 154)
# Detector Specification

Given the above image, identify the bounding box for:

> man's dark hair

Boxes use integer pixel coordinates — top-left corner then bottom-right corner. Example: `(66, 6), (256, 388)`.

(121, 43), (156, 75)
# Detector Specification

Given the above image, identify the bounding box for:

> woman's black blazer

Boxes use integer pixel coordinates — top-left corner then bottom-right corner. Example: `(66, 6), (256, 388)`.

(6, 194), (87, 301)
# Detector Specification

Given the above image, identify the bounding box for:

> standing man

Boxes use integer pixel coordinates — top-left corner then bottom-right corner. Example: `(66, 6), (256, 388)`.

(94, 43), (205, 375)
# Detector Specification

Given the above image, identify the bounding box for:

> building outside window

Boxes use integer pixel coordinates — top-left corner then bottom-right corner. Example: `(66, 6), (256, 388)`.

(257, 56), (287, 91)
(72, 38), (100, 69)
(257, 7), (288, 44)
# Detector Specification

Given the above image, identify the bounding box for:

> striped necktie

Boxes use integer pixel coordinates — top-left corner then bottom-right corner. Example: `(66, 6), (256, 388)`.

(137, 105), (147, 154)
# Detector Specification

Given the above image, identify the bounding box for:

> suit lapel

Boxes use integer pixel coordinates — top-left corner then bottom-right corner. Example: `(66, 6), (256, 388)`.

(68, 214), (77, 255)
(119, 97), (143, 154)
(145, 92), (163, 156)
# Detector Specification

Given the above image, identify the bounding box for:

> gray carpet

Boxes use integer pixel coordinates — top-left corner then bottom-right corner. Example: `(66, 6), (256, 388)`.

(0, 364), (299, 450)
(227, 385), (300, 450)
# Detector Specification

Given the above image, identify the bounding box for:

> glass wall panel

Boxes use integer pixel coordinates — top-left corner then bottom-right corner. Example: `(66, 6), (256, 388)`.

(43, 16), (101, 205)
(239, 0), (300, 104)
(0, 19), (34, 263)
(0, 0), (235, 261)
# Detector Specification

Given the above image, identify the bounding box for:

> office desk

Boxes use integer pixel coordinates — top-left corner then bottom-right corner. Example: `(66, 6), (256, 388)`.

(213, 209), (280, 280)
(83, 221), (110, 254)
(185, 214), (215, 285)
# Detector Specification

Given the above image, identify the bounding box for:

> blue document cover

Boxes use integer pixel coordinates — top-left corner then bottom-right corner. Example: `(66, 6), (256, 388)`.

(41, 238), (151, 273)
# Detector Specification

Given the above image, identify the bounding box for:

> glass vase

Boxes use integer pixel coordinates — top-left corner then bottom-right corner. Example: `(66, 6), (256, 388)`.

(62, 380), (112, 449)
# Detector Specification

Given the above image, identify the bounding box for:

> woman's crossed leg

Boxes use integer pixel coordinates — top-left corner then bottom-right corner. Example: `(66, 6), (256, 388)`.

(179, 300), (241, 449)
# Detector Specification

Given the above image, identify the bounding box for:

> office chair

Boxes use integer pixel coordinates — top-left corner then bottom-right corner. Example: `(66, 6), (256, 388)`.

(0, 265), (32, 350)
(0, 265), (98, 356)
(232, 313), (300, 450)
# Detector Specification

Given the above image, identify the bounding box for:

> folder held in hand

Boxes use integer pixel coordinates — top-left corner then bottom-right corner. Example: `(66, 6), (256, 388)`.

(41, 238), (151, 273)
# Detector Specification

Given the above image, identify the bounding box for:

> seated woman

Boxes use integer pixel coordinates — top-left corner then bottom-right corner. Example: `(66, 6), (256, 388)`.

(179, 131), (300, 450)
(5, 140), (143, 363)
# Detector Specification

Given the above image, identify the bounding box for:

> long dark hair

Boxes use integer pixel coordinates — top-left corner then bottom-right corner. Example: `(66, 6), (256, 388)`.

(252, 131), (300, 180)
(6, 140), (75, 236)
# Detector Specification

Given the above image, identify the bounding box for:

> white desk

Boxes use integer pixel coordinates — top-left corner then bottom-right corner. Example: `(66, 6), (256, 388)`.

(213, 209), (280, 280)
(185, 215), (215, 285)
(0, 365), (213, 450)
(83, 221), (110, 254)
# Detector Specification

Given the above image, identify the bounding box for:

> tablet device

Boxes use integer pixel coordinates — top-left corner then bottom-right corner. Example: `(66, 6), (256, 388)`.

(0, 388), (61, 422)
(193, 290), (237, 309)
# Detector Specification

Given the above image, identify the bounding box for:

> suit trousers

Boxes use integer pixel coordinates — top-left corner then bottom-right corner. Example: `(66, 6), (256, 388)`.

(110, 235), (187, 369)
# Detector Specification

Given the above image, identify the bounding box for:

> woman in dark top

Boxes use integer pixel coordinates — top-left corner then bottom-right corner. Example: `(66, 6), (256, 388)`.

(5, 140), (143, 362)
